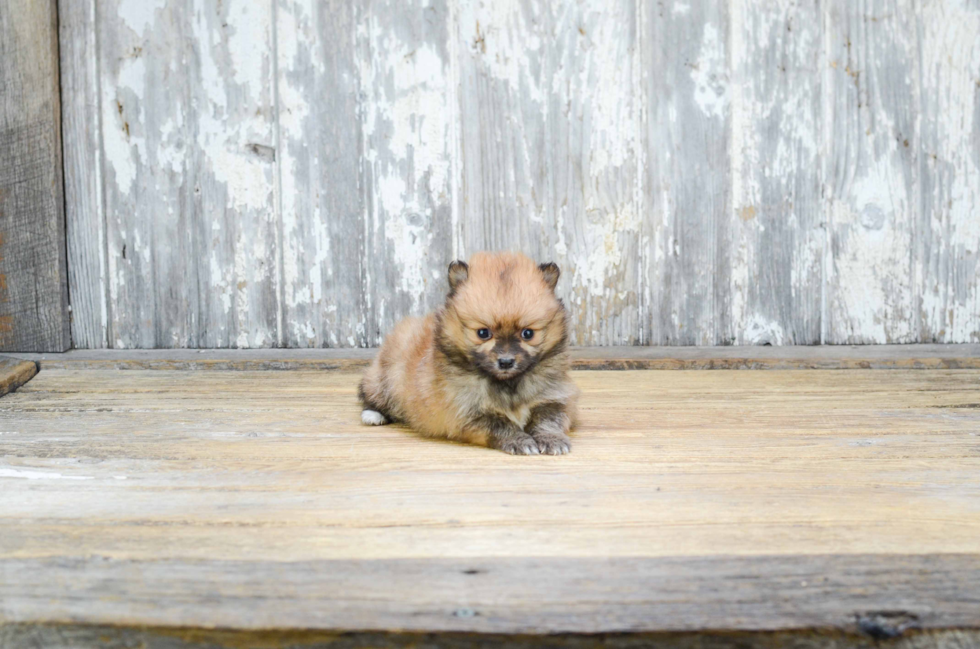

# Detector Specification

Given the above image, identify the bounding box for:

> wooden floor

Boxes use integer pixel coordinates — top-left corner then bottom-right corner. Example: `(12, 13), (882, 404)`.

(2, 356), (980, 647)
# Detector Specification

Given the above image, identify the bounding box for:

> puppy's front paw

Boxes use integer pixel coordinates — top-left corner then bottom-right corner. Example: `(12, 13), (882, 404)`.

(533, 433), (571, 455)
(361, 409), (388, 426)
(497, 435), (540, 456)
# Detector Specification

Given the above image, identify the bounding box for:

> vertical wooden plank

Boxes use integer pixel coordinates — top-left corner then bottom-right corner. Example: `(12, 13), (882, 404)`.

(97, 0), (279, 348)
(918, 0), (980, 343)
(276, 0), (366, 348)
(0, 0), (71, 352)
(824, 0), (919, 344)
(357, 0), (456, 346)
(456, 0), (641, 346)
(642, 0), (732, 345)
(729, 0), (823, 345)
(60, 0), (109, 349)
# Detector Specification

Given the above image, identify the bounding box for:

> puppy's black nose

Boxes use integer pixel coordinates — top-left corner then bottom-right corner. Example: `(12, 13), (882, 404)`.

(497, 357), (515, 370)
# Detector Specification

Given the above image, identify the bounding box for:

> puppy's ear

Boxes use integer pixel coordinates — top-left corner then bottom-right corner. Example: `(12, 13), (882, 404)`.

(539, 262), (560, 291)
(448, 260), (469, 292)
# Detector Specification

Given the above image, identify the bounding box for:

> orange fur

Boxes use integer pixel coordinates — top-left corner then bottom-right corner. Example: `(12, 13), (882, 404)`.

(358, 252), (579, 455)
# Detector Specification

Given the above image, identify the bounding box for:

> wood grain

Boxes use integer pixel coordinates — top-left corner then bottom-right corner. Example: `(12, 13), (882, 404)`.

(59, 0), (109, 349)
(1, 367), (979, 638)
(57, 1), (980, 348)
(357, 0), (457, 347)
(730, 0), (823, 345)
(642, 0), (732, 345)
(276, 0), (366, 348)
(0, 0), (70, 352)
(1, 369), (978, 560)
(824, 0), (918, 344)
(94, 0), (280, 348)
(2, 556), (979, 637)
(0, 356), (36, 397)
(917, 0), (980, 344)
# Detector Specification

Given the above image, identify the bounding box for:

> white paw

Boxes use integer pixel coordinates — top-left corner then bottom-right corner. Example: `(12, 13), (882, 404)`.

(361, 409), (387, 426)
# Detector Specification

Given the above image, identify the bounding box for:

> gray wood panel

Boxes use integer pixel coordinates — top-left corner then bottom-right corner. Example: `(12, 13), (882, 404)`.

(918, 0), (980, 343)
(729, 0), (823, 345)
(276, 0), (366, 348)
(457, 0), (641, 346)
(90, 0), (281, 348)
(642, 0), (732, 345)
(58, 0), (980, 348)
(0, 0), (70, 352)
(357, 0), (457, 346)
(824, 0), (919, 344)
(59, 0), (108, 349)
(278, 0), (456, 348)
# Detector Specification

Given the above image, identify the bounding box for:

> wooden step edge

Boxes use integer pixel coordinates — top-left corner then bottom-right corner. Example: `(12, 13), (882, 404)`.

(0, 356), (38, 396)
(2, 624), (978, 649)
(8, 344), (980, 371)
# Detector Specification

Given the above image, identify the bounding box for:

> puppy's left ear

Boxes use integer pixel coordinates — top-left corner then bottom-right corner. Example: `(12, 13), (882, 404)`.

(539, 262), (560, 291)
(448, 260), (469, 292)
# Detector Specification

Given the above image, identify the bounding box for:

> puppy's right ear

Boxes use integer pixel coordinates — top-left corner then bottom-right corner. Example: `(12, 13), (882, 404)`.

(448, 260), (469, 292)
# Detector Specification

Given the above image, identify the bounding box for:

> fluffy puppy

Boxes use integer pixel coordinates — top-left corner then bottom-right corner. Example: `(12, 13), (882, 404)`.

(358, 252), (578, 455)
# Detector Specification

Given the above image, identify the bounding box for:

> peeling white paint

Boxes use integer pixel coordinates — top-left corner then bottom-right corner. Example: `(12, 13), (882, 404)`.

(102, 57), (147, 196)
(68, 0), (980, 348)
(118, 0), (166, 34)
(692, 23), (729, 119)
(361, 11), (452, 310)
(831, 156), (914, 343)
(742, 314), (786, 345)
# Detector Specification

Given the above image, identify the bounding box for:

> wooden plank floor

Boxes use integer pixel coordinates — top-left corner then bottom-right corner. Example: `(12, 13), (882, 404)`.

(2, 364), (980, 646)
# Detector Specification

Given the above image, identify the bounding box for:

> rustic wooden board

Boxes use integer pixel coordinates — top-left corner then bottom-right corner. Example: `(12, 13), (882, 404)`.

(2, 555), (979, 638)
(0, 356), (36, 397)
(276, 0), (365, 348)
(824, 0), (918, 344)
(0, 0), (70, 352)
(87, 0), (281, 348)
(356, 0), (457, 347)
(5, 368), (980, 560)
(9, 344), (980, 371)
(917, 1), (980, 344)
(1, 368), (978, 640)
(59, 0), (109, 349)
(457, 0), (641, 346)
(729, 0), (823, 345)
(642, 0), (732, 345)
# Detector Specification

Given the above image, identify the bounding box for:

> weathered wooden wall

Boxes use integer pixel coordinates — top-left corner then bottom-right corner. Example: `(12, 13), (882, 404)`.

(60, 0), (980, 349)
(0, 0), (71, 352)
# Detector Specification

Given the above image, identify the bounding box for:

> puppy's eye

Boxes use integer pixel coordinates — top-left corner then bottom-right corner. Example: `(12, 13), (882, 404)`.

(476, 328), (492, 340)
(521, 328), (534, 340)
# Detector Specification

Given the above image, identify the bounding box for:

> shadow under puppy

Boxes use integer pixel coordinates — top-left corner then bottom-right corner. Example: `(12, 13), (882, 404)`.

(358, 252), (579, 455)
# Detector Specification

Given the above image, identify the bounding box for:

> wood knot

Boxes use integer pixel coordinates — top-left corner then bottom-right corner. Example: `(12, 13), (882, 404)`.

(855, 611), (920, 640)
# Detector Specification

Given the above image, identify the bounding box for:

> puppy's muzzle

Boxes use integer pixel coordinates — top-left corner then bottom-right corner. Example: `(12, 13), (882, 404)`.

(497, 357), (516, 370)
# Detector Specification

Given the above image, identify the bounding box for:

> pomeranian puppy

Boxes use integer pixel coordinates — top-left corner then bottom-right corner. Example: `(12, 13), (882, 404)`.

(358, 252), (578, 455)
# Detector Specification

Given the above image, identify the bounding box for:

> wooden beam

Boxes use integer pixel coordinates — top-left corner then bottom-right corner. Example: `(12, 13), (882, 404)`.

(2, 555), (979, 640)
(8, 343), (980, 371)
(0, 0), (70, 352)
